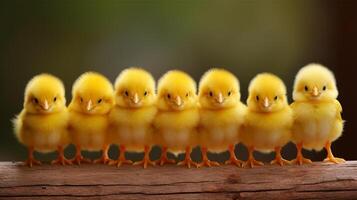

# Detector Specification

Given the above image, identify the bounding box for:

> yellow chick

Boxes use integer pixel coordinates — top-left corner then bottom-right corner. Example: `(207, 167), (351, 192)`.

(108, 68), (157, 168)
(198, 69), (246, 167)
(240, 73), (292, 168)
(154, 70), (199, 168)
(291, 63), (345, 164)
(68, 72), (114, 164)
(13, 74), (71, 167)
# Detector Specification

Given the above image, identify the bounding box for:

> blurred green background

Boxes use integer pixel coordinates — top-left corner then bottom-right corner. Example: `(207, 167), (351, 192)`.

(1, 0), (356, 163)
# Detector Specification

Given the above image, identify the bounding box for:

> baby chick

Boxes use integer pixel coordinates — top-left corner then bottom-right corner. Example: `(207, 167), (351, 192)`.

(291, 63), (345, 164)
(240, 73), (292, 168)
(13, 74), (71, 167)
(154, 70), (199, 168)
(198, 69), (246, 167)
(108, 68), (157, 168)
(68, 72), (114, 164)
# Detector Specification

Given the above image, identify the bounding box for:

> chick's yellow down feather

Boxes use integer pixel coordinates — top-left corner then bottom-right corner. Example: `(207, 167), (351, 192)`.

(291, 63), (345, 164)
(154, 70), (199, 168)
(108, 68), (157, 168)
(13, 74), (71, 167)
(68, 72), (114, 164)
(240, 73), (292, 168)
(198, 69), (246, 167)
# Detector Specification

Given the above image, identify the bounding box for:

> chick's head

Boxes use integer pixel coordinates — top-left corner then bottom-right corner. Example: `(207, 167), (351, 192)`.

(69, 72), (114, 115)
(114, 67), (156, 108)
(199, 68), (240, 109)
(24, 74), (66, 114)
(293, 63), (338, 102)
(247, 73), (288, 113)
(157, 70), (197, 111)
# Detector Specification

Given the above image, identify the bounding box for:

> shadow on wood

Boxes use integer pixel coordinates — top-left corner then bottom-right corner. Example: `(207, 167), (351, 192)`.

(0, 161), (357, 199)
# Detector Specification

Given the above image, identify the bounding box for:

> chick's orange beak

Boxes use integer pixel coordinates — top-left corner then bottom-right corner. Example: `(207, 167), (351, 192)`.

(131, 93), (140, 104)
(263, 97), (270, 108)
(215, 93), (224, 104)
(174, 96), (182, 106)
(41, 100), (50, 111)
(312, 86), (320, 97)
(86, 100), (93, 111)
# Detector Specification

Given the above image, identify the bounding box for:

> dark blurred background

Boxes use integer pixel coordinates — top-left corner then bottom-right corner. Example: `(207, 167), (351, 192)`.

(1, 0), (356, 163)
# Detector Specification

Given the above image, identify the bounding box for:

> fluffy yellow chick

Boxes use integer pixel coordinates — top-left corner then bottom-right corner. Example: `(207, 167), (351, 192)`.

(291, 63), (344, 164)
(154, 70), (199, 168)
(13, 74), (71, 167)
(108, 68), (157, 168)
(240, 73), (292, 168)
(68, 72), (114, 164)
(198, 69), (246, 167)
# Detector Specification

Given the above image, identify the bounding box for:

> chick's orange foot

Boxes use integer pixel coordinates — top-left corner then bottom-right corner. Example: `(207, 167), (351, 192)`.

(243, 158), (264, 168)
(133, 146), (156, 168)
(198, 159), (220, 167)
(177, 157), (199, 168)
(93, 156), (112, 164)
(156, 156), (176, 166)
(133, 158), (156, 169)
(108, 159), (133, 167)
(291, 155), (312, 165)
(156, 147), (176, 166)
(270, 157), (290, 166)
(71, 155), (92, 165)
(225, 157), (243, 167)
(177, 147), (199, 168)
(51, 155), (72, 165)
(324, 142), (345, 164)
(24, 158), (41, 167)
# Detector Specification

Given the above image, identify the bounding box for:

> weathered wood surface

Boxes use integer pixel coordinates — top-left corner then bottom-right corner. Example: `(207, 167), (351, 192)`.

(0, 161), (357, 200)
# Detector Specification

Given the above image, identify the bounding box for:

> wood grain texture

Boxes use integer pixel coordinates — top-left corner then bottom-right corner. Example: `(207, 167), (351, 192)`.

(1, 161), (357, 200)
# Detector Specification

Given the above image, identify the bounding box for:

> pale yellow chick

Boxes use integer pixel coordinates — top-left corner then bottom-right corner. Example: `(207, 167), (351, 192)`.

(154, 70), (199, 168)
(198, 69), (246, 167)
(68, 72), (114, 164)
(108, 68), (157, 168)
(241, 73), (292, 168)
(13, 74), (71, 167)
(291, 63), (344, 164)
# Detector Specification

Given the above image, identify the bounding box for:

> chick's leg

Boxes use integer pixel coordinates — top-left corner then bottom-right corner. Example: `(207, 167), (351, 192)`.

(133, 145), (156, 168)
(198, 146), (220, 167)
(177, 146), (199, 168)
(323, 141), (345, 164)
(72, 145), (92, 165)
(109, 145), (133, 167)
(270, 146), (290, 166)
(94, 144), (111, 164)
(24, 146), (41, 167)
(225, 144), (243, 167)
(243, 146), (263, 168)
(156, 146), (176, 166)
(51, 146), (72, 165)
(291, 142), (312, 165)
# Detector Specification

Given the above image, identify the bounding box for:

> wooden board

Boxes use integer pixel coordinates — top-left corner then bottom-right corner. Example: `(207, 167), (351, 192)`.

(1, 161), (357, 199)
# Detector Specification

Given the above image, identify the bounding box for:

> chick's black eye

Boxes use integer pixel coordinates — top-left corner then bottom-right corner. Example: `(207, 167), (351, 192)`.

(209, 91), (213, 97)
(256, 96), (259, 101)
(228, 91), (232, 96)
(97, 99), (102, 103)
(33, 98), (39, 104)
(167, 94), (171, 99)
(144, 91), (148, 96)
(53, 97), (57, 102)
(124, 91), (129, 96)
(274, 96), (278, 100)
(304, 86), (308, 91)
(323, 86), (327, 91)
(80, 98), (83, 102)
(186, 93), (189, 97)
